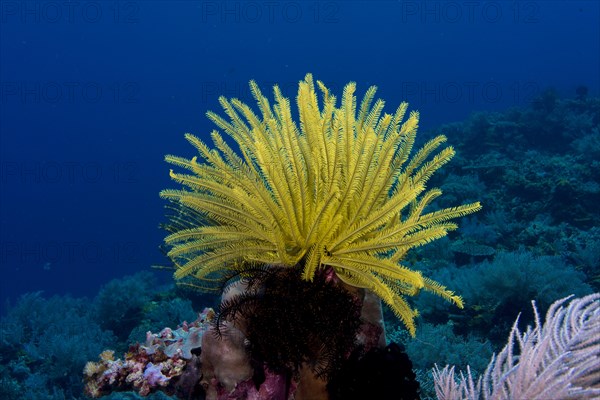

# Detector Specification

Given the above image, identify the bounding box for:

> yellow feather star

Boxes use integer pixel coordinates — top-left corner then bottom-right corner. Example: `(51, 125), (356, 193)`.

(160, 74), (482, 336)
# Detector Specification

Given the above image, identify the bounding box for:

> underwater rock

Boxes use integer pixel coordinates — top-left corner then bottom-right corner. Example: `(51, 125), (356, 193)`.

(199, 321), (254, 399)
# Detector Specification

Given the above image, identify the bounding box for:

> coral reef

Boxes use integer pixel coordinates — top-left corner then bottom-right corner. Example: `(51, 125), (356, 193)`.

(433, 293), (600, 400)
(84, 276), (390, 400)
(94, 272), (159, 341)
(83, 308), (213, 398)
(417, 249), (593, 345)
(440, 93), (600, 232)
(388, 322), (493, 376)
(0, 292), (117, 399)
(4, 87), (598, 400)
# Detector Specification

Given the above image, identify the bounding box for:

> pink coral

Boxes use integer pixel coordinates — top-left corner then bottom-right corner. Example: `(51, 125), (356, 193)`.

(83, 308), (214, 398)
(143, 362), (169, 386)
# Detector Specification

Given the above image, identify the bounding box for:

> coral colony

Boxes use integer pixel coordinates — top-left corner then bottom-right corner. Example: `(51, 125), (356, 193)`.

(84, 308), (213, 397)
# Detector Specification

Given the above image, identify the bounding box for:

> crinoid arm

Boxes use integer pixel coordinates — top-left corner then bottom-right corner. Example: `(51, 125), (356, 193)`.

(161, 74), (481, 335)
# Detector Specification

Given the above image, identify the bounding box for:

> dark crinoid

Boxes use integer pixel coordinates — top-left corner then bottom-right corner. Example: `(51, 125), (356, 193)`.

(327, 342), (421, 400)
(215, 265), (363, 380)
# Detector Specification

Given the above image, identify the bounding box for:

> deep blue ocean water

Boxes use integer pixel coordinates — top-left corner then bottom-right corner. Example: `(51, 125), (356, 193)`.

(1, 0), (598, 309)
(1, 2), (600, 399)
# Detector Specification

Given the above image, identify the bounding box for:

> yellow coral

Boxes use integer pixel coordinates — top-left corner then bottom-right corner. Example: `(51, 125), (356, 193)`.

(99, 349), (114, 362)
(161, 74), (481, 335)
(83, 361), (101, 378)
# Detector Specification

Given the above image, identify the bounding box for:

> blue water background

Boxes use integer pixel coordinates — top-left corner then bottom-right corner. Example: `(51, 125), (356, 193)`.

(1, 1), (599, 304)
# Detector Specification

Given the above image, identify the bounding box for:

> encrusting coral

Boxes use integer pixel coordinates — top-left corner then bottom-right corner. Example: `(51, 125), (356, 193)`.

(161, 74), (481, 335)
(83, 308), (214, 398)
